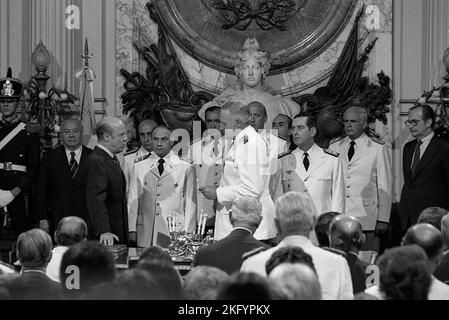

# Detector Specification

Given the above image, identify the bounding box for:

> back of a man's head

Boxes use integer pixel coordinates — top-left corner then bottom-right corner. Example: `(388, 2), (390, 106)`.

(274, 192), (316, 237)
(17, 229), (52, 270)
(112, 269), (167, 300)
(230, 197), (263, 231)
(215, 272), (276, 300)
(55, 217), (88, 247)
(59, 241), (115, 298)
(314, 212), (340, 247)
(377, 245), (431, 300)
(441, 213), (449, 249)
(137, 246), (173, 266)
(418, 207), (448, 230)
(402, 223), (444, 264)
(269, 263), (322, 300)
(265, 246), (316, 275)
(329, 215), (365, 252)
(184, 266), (230, 300)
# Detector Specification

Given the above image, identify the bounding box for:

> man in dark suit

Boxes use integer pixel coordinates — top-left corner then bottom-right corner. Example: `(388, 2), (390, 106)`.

(36, 119), (92, 238)
(5, 229), (61, 299)
(86, 117), (128, 245)
(193, 196), (269, 274)
(400, 105), (449, 235)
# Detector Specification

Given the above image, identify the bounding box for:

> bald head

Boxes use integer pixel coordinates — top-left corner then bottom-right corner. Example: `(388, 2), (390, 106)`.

(248, 101), (267, 130)
(329, 215), (364, 252)
(96, 116), (128, 154)
(343, 106), (368, 140)
(402, 223), (444, 264)
(55, 216), (88, 246)
(138, 119), (158, 152)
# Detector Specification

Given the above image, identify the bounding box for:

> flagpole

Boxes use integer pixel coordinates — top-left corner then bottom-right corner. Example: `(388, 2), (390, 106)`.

(80, 38), (93, 121)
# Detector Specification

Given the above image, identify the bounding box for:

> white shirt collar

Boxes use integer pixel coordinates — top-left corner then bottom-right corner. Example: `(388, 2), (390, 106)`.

(233, 227), (253, 234)
(296, 143), (318, 157)
(348, 133), (368, 146)
(97, 143), (115, 159)
(420, 131), (434, 143)
(65, 146), (82, 162)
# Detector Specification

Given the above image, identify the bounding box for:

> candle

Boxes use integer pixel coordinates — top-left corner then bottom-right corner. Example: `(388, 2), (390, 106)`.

(197, 209), (204, 235)
(201, 214), (207, 236)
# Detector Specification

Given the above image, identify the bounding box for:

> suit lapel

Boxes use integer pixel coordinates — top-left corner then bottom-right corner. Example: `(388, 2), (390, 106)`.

(57, 147), (72, 182)
(403, 140), (415, 181)
(412, 136), (440, 179)
(304, 149), (326, 180)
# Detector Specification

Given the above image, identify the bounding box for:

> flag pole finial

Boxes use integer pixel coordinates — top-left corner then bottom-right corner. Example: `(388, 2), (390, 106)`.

(80, 37), (93, 68)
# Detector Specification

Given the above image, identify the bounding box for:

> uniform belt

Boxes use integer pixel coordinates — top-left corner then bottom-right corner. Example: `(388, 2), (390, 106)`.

(0, 162), (27, 172)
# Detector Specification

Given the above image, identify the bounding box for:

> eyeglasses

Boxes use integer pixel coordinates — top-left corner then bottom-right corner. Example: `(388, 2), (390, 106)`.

(405, 119), (422, 127)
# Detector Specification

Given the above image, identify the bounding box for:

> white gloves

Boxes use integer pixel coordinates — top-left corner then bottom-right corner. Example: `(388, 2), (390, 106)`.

(0, 190), (15, 208)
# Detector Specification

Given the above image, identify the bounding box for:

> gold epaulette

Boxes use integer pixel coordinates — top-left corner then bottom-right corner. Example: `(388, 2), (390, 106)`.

(329, 136), (345, 145)
(241, 247), (268, 261)
(134, 152), (151, 164)
(370, 136), (385, 145)
(124, 148), (139, 157)
(278, 149), (292, 159)
(324, 148), (339, 157)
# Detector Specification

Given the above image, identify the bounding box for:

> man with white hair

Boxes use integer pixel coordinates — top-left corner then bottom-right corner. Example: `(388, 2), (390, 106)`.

(329, 106), (392, 251)
(192, 196), (269, 274)
(200, 101), (276, 242)
(241, 191), (353, 300)
(269, 263), (322, 300)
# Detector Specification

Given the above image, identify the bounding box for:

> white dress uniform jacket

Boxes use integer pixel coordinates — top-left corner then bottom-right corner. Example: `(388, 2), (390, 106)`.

(190, 135), (224, 219)
(328, 134), (392, 230)
(280, 143), (345, 215)
(123, 147), (150, 195)
(240, 235), (354, 300)
(215, 126), (276, 241)
(127, 151), (197, 247)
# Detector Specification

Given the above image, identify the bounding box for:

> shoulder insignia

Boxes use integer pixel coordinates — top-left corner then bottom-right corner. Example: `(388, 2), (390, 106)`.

(329, 136), (344, 145)
(277, 149), (292, 159)
(324, 148), (339, 157)
(125, 148), (139, 157)
(242, 134), (248, 144)
(323, 247), (347, 258)
(370, 136), (385, 145)
(134, 152), (151, 163)
(241, 247), (268, 262)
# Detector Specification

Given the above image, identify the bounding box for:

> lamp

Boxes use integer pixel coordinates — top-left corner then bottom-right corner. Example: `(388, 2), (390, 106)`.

(31, 41), (51, 92)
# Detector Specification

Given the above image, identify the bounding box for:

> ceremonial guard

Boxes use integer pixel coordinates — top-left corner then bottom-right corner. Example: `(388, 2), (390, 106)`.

(0, 68), (40, 236)
(127, 125), (197, 248)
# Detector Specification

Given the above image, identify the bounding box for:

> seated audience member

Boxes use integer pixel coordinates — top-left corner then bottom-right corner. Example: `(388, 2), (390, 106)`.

(314, 212), (340, 248)
(112, 269), (167, 300)
(268, 263), (322, 300)
(417, 207), (448, 230)
(329, 215), (369, 294)
(183, 266), (230, 300)
(46, 217), (88, 282)
(241, 191), (353, 300)
(137, 246), (173, 266)
(265, 246), (316, 275)
(215, 272), (277, 300)
(365, 245), (431, 300)
(60, 241), (115, 299)
(193, 197), (269, 274)
(401, 223), (449, 299)
(135, 261), (184, 299)
(434, 213), (449, 283)
(6, 229), (61, 300)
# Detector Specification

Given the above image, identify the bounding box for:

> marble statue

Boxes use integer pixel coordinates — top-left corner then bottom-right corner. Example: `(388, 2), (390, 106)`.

(197, 38), (301, 128)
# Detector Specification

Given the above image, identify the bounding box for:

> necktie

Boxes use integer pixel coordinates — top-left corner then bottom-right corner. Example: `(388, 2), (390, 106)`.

(348, 141), (356, 161)
(411, 140), (422, 175)
(69, 151), (78, 179)
(212, 139), (220, 158)
(158, 158), (165, 176)
(303, 152), (310, 171)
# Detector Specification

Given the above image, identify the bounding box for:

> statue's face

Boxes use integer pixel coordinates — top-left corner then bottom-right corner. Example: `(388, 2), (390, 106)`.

(241, 56), (263, 89)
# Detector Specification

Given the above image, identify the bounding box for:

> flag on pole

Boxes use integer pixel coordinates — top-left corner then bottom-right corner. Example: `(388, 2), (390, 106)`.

(75, 38), (97, 148)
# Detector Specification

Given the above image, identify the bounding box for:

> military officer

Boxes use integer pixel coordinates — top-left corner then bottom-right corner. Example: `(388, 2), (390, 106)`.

(190, 106), (224, 220)
(122, 119), (157, 195)
(329, 106), (392, 251)
(200, 101), (277, 242)
(272, 113), (296, 152)
(0, 68), (40, 236)
(127, 125), (197, 248)
(280, 113), (345, 215)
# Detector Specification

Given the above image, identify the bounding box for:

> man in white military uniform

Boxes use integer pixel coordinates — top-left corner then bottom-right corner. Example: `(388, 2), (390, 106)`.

(190, 106), (224, 221)
(248, 101), (287, 201)
(200, 101), (277, 241)
(128, 125), (197, 247)
(241, 192), (353, 300)
(122, 119), (157, 195)
(280, 113), (345, 215)
(329, 106), (392, 251)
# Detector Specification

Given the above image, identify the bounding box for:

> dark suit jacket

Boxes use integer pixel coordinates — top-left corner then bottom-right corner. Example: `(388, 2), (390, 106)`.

(399, 135), (449, 230)
(36, 146), (92, 236)
(434, 252), (449, 285)
(193, 228), (269, 274)
(6, 271), (61, 300)
(86, 147), (128, 244)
